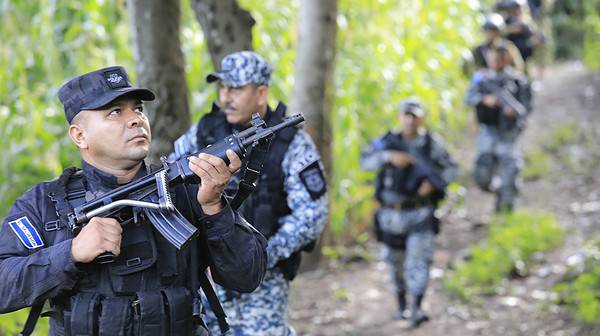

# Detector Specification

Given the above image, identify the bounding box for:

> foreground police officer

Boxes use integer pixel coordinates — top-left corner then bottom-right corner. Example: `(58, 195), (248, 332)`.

(361, 99), (457, 327)
(0, 66), (267, 335)
(466, 46), (532, 212)
(171, 51), (328, 335)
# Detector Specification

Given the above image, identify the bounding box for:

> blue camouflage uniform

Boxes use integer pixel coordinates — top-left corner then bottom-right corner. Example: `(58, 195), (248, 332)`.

(0, 66), (267, 336)
(361, 125), (457, 323)
(170, 51), (328, 336)
(465, 66), (531, 211)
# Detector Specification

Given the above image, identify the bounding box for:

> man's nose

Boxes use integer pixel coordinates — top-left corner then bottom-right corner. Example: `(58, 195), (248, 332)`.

(127, 110), (144, 128)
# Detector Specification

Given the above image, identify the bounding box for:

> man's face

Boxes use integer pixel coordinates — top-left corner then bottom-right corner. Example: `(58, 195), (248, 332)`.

(485, 30), (500, 42)
(400, 112), (422, 137)
(218, 82), (267, 126)
(72, 96), (151, 167)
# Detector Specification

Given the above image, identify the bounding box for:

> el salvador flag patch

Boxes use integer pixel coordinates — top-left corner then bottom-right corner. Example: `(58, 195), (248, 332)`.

(8, 216), (44, 249)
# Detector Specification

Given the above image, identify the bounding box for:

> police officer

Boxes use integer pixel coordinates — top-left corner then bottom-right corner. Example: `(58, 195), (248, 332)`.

(466, 46), (532, 212)
(361, 98), (457, 327)
(496, 0), (542, 64)
(0, 66), (267, 335)
(171, 51), (328, 335)
(472, 13), (525, 72)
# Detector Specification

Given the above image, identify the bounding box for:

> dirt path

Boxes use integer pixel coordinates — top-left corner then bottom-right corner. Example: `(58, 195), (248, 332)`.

(289, 62), (600, 336)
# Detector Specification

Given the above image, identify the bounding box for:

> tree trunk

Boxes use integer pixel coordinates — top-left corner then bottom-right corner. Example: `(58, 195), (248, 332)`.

(127, 0), (190, 163)
(190, 0), (255, 67)
(290, 0), (338, 271)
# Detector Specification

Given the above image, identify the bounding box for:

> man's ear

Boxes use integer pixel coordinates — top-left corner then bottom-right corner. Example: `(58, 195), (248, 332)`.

(68, 123), (88, 149)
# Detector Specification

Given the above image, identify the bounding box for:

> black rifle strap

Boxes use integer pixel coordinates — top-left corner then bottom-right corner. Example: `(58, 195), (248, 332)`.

(230, 139), (271, 210)
(20, 302), (43, 336)
(21, 168), (86, 336)
(199, 271), (230, 335)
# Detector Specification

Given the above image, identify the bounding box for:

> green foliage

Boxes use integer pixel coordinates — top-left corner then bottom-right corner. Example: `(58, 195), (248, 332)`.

(445, 210), (564, 302)
(551, 0), (600, 61)
(543, 120), (580, 151)
(522, 148), (552, 180)
(0, 308), (49, 336)
(583, 1), (600, 70)
(554, 236), (600, 325)
(0, 0), (133, 217)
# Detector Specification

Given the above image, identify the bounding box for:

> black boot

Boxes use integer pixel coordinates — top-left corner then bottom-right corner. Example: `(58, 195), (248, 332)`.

(393, 290), (408, 320)
(410, 294), (429, 327)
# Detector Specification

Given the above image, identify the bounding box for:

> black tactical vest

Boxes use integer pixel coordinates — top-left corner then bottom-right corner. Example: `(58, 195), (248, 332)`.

(197, 103), (298, 239)
(374, 132), (432, 206)
(40, 168), (199, 335)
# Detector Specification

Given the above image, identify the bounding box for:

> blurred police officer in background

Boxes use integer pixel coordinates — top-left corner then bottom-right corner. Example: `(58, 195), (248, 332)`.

(361, 98), (457, 327)
(466, 47), (532, 212)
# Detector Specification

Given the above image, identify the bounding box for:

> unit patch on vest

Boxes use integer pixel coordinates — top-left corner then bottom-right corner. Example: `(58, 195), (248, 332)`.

(299, 161), (327, 200)
(8, 216), (44, 249)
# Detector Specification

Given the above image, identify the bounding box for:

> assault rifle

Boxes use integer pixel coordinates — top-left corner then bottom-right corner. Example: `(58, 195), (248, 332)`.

(68, 113), (304, 263)
(480, 76), (527, 118)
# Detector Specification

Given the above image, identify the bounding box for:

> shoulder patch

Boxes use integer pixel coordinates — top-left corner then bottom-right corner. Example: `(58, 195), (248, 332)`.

(8, 216), (44, 249)
(299, 161), (327, 200)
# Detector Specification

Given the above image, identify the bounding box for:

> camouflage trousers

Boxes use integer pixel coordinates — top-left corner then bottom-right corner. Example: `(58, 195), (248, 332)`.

(381, 207), (435, 297)
(202, 267), (294, 336)
(472, 125), (522, 211)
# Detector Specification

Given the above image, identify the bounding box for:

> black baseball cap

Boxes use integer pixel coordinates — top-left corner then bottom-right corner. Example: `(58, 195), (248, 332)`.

(58, 66), (155, 123)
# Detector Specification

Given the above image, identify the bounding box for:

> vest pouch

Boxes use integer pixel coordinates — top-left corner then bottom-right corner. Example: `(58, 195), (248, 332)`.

(161, 287), (193, 335)
(98, 296), (133, 336)
(132, 291), (166, 336)
(109, 221), (157, 293)
(69, 292), (101, 336)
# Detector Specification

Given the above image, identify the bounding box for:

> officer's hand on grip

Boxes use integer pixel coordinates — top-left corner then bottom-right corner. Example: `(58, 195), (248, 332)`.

(482, 95), (499, 108)
(417, 179), (435, 198)
(189, 149), (242, 215)
(71, 217), (123, 263)
(503, 106), (517, 118)
(388, 151), (415, 168)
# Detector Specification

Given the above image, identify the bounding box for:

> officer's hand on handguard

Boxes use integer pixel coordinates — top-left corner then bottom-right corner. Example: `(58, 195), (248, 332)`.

(417, 179), (435, 198)
(71, 217), (123, 263)
(503, 106), (517, 118)
(482, 95), (499, 108)
(388, 151), (415, 168)
(188, 149), (242, 215)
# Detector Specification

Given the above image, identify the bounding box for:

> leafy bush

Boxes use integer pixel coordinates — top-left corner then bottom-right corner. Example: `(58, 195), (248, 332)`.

(551, 0), (600, 62)
(445, 210), (564, 302)
(554, 236), (600, 325)
(522, 148), (552, 181)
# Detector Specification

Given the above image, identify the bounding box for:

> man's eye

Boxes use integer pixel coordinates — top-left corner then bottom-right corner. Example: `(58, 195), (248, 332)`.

(109, 109), (121, 116)
(134, 106), (144, 114)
